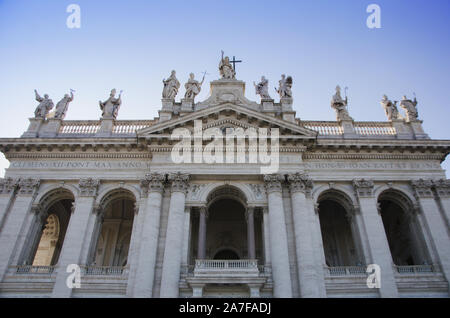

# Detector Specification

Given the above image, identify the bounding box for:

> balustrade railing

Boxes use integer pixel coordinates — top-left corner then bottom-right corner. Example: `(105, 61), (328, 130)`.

(302, 121), (343, 135)
(112, 120), (156, 134)
(394, 264), (437, 274)
(324, 266), (368, 277)
(80, 265), (126, 276)
(354, 122), (396, 136)
(14, 265), (55, 274)
(194, 259), (258, 271)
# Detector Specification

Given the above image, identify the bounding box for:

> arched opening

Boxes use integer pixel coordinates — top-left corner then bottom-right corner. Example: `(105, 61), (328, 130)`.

(317, 191), (362, 266)
(378, 190), (430, 266)
(92, 190), (136, 266)
(27, 189), (74, 266)
(190, 186), (263, 264)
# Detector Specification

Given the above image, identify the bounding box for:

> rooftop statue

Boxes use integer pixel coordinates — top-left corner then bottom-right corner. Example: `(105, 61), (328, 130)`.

(99, 89), (121, 119)
(219, 50), (236, 80)
(275, 74), (293, 99)
(184, 73), (205, 100)
(34, 90), (54, 119)
(162, 70), (180, 99)
(254, 76), (271, 99)
(331, 85), (353, 121)
(54, 90), (75, 120)
(400, 95), (419, 122)
(380, 95), (399, 121)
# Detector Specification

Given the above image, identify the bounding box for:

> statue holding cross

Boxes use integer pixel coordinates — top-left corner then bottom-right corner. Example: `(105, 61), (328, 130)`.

(219, 50), (239, 80)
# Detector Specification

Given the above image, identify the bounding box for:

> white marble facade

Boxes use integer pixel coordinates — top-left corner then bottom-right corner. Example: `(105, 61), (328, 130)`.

(0, 71), (449, 298)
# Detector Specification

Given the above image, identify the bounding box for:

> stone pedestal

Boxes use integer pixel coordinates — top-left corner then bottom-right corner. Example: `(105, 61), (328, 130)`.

(408, 120), (429, 139)
(280, 98), (293, 112)
(39, 118), (63, 138)
(339, 119), (358, 138)
(261, 99), (274, 112)
(181, 98), (194, 113)
(264, 175), (292, 298)
(96, 119), (114, 137)
(21, 118), (45, 138)
(391, 119), (413, 139)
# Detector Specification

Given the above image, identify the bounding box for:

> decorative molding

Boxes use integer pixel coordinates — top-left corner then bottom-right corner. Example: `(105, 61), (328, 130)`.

(287, 172), (314, 197)
(78, 178), (100, 197)
(5, 153), (152, 159)
(18, 178), (40, 196)
(303, 153), (445, 161)
(0, 177), (19, 194)
(433, 179), (450, 198)
(352, 179), (374, 198)
(411, 179), (434, 199)
(187, 184), (206, 201)
(248, 184), (265, 200)
(168, 172), (190, 194)
(263, 174), (284, 194)
(140, 172), (166, 196)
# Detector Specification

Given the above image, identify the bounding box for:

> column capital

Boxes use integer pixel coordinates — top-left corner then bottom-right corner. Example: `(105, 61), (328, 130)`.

(263, 174), (284, 194)
(287, 172), (314, 196)
(78, 178), (100, 197)
(245, 206), (255, 222)
(18, 178), (40, 196)
(168, 172), (190, 194)
(411, 179), (434, 199)
(0, 177), (19, 195)
(140, 172), (165, 196)
(352, 179), (374, 198)
(432, 179), (450, 198)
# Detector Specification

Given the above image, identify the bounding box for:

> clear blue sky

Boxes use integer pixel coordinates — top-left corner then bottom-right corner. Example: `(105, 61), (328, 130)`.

(0, 0), (449, 177)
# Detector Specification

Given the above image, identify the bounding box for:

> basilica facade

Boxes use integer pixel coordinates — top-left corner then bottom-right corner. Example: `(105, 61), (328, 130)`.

(0, 59), (449, 298)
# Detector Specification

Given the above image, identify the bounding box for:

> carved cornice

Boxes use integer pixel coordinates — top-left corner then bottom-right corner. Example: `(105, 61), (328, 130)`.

(168, 172), (190, 194)
(140, 172), (166, 195)
(0, 177), (19, 194)
(18, 178), (40, 195)
(78, 178), (100, 197)
(352, 179), (374, 198)
(5, 153), (152, 159)
(287, 172), (314, 197)
(263, 174), (284, 194)
(411, 179), (434, 199)
(303, 153), (445, 161)
(433, 179), (450, 198)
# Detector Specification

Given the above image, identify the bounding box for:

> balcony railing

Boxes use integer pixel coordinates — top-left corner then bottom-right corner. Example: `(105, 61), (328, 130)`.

(14, 265), (55, 274)
(80, 265), (126, 276)
(195, 259), (258, 270)
(324, 266), (368, 277)
(394, 264), (438, 274)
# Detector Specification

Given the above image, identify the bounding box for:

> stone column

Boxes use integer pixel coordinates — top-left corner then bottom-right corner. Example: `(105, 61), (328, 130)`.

(246, 207), (256, 259)
(411, 180), (450, 289)
(0, 178), (19, 228)
(262, 207), (271, 266)
(353, 179), (398, 298)
(128, 173), (165, 297)
(51, 178), (99, 298)
(197, 206), (207, 259)
(160, 172), (190, 298)
(433, 179), (450, 226)
(0, 178), (40, 281)
(263, 174), (292, 298)
(287, 173), (326, 298)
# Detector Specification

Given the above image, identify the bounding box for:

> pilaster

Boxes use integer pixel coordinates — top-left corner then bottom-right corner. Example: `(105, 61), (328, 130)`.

(353, 179), (399, 298)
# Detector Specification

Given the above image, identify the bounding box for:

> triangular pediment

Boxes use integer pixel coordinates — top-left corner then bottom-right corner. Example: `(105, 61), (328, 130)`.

(137, 103), (318, 139)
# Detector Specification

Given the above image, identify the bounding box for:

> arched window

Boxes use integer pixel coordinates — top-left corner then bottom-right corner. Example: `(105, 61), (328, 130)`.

(378, 190), (430, 266)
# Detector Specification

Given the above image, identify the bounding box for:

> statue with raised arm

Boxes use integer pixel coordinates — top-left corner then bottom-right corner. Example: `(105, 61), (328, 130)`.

(219, 50), (236, 79)
(99, 89), (122, 119)
(54, 90), (75, 119)
(254, 76), (271, 99)
(184, 73), (204, 100)
(331, 85), (353, 121)
(162, 70), (180, 99)
(380, 95), (399, 121)
(34, 90), (54, 119)
(275, 74), (293, 99)
(399, 95), (418, 121)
